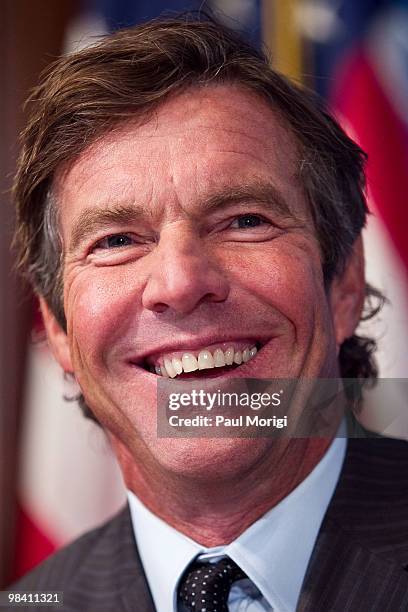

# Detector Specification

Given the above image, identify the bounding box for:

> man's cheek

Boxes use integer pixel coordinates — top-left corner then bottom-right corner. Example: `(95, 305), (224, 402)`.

(239, 249), (324, 315)
(66, 273), (134, 349)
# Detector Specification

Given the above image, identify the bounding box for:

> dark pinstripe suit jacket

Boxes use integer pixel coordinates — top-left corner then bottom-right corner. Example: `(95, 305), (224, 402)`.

(11, 438), (408, 611)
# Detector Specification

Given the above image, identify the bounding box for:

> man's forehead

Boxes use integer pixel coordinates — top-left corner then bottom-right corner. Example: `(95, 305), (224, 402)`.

(54, 84), (305, 231)
(57, 84), (299, 176)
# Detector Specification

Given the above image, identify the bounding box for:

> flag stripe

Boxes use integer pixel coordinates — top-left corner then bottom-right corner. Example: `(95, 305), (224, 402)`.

(12, 505), (57, 581)
(332, 49), (408, 274)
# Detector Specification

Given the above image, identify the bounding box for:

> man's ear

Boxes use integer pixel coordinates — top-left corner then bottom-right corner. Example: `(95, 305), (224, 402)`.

(330, 236), (366, 349)
(39, 296), (74, 373)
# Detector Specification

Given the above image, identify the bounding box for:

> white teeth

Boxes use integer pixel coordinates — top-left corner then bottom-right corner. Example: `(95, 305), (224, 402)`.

(242, 348), (250, 363)
(198, 350), (214, 370)
(158, 345), (258, 377)
(182, 353), (199, 373)
(213, 348), (226, 367)
(172, 357), (183, 375)
(233, 350), (243, 365)
(225, 347), (234, 365)
(164, 358), (177, 379)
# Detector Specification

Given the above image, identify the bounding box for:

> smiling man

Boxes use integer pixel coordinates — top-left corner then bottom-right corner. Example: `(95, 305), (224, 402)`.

(11, 16), (408, 612)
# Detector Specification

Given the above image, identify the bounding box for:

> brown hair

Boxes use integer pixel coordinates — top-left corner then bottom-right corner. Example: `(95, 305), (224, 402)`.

(13, 15), (384, 416)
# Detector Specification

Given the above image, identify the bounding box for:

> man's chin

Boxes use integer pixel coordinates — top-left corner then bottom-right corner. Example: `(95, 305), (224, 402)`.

(145, 436), (279, 482)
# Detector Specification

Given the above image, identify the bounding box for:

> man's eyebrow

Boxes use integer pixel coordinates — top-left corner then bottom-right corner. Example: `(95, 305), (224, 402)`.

(68, 203), (149, 253)
(196, 180), (295, 219)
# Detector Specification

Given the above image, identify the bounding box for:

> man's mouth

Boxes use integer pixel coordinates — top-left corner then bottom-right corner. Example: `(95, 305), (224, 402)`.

(135, 340), (263, 379)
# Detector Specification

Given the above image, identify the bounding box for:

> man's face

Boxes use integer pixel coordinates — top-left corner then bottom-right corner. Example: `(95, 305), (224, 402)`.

(44, 85), (360, 479)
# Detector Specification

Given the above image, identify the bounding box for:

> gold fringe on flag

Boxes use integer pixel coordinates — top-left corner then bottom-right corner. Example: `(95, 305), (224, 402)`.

(261, 0), (304, 84)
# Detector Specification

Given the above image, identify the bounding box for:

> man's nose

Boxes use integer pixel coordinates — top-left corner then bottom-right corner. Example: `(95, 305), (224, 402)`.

(141, 226), (230, 314)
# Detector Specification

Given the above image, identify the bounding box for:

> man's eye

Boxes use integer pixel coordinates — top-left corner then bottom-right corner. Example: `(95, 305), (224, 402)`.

(93, 234), (134, 250)
(231, 214), (268, 229)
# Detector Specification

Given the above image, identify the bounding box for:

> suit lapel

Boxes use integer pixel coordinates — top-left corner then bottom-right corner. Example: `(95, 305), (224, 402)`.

(119, 575), (156, 612)
(297, 438), (408, 610)
(118, 509), (156, 612)
(298, 517), (408, 611)
(95, 505), (156, 611)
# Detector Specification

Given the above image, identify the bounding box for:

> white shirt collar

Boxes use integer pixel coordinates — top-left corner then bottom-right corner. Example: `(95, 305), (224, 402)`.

(127, 421), (347, 612)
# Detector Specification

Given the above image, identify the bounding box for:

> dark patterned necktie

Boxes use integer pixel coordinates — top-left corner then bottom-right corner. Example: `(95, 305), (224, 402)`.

(178, 556), (247, 611)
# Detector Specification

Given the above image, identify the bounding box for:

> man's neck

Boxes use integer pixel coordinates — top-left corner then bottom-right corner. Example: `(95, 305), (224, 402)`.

(113, 436), (333, 546)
